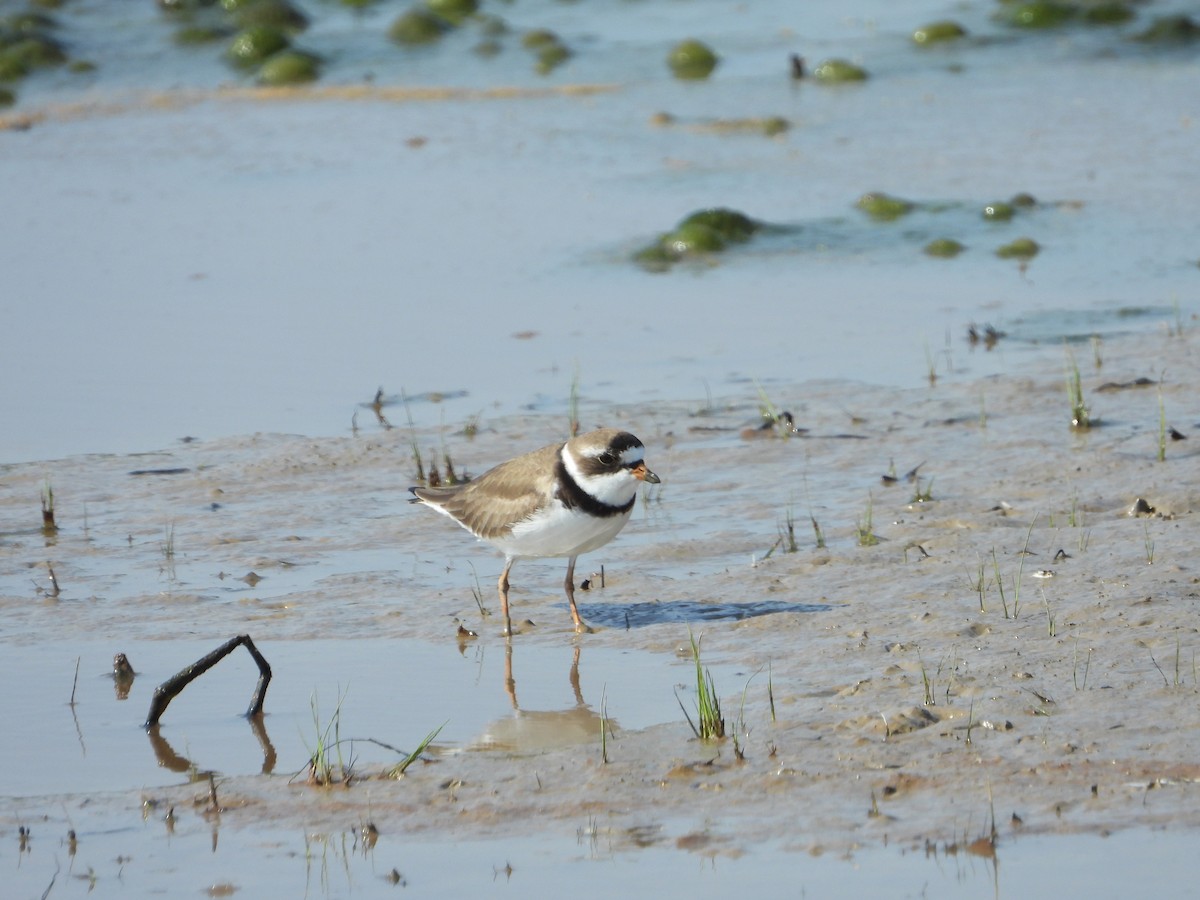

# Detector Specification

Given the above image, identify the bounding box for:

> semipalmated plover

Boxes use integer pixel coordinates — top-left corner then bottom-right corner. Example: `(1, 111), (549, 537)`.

(410, 428), (660, 635)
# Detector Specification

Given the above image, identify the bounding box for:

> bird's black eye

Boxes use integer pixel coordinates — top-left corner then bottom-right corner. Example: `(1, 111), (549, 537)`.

(597, 451), (617, 467)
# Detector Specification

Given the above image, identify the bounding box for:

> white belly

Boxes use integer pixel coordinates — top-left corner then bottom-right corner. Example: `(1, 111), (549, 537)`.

(490, 502), (633, 560)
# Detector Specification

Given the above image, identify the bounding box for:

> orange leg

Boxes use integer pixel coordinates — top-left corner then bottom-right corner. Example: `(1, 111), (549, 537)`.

(563, 556), (593, 634)
(498, 559), (515, 636)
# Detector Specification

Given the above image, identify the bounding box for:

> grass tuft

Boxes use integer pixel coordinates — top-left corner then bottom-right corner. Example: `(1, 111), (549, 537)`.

(677, 628), (725, 740)
(856, 493), (879, 546)
(304, 690), (352, 786)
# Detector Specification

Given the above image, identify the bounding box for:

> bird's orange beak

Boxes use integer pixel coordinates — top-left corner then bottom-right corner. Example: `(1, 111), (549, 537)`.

(632, 462), (661, 484)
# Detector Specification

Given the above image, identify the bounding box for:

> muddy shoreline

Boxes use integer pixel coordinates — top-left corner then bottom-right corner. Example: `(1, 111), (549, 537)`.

(3, 327), (1198, 879)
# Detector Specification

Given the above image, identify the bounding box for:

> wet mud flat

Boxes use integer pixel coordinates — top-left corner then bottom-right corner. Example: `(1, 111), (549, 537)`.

(1, 326), (1199, 895)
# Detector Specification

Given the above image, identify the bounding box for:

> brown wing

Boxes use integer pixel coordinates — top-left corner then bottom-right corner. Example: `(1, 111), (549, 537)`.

(411, 440), (562, 540)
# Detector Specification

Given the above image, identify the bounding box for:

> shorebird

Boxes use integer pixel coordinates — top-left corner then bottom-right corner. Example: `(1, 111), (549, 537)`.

(410, 428), (659, 634)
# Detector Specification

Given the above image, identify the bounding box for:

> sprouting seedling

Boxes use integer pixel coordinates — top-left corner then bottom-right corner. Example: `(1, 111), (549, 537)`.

(767, 661), (776, 723)
(752, 380), (796, 438)
(968, 560), (989, 612)
(802, 475), (825, 549)
(41, 480), (57, 535)
(568, 363), (581, 437)
(1009, 514), (1038, 618)
(732, 672), (758, 761)
(991, 548), (1009, 619)
(917, 648), (935, 707)
(1043, 590), (1055, 637)
(468, 562), (489, 618)
(1065, 344), (1091, 430)
(1072, 638), (1091, 691)
(1143, 522), (1155, 565)
(857, 493), (879, 547)
(780, 497), (798, 553)
(400, 388), (425, 483)
(911, 477), (934, 503)
(811, 514), (826, 550)
(1157, 383), (1167, 463)
(389, 721), (446, 779)
(924, 339), (937, 386)
(160, 523), (177, 581)
(600, 687), (610, 764)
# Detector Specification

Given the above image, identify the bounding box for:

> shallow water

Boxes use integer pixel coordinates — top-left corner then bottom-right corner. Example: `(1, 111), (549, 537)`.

(0, 637), (752, 798)
(1, 0), (1197, 462)
(3, 815), (1196, 899)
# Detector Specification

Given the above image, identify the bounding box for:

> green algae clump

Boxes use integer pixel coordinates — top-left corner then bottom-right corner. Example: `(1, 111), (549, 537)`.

(257, 48), (320, 84)
(0, 33), (67, 79)
(425, 0), (477, 26)
(982, 201), (1015, 221)
(667, 39), (718, 80)
(760, 116), (789, 136)
(226, 26), (289, 67)
(812, 59), (868, 83)
(1002, 2), (1076, 29)
(1134, 15), (1200, 44)
(521, 29), (559, 49)
(535, 40), (571, 74)
(233, 0), (309, 33)
(679, 208), (760, 243)
(521, 30), (570, 74)
(996, 237), (1040, 259)
(912, 21), (967, 45)
(389, 8), (448, 45)
(634, 207), (763, 271)
(856, 192), (914, 221)
(924, 238), (966, 258)
(1082, 2), (1135, 25)
(664, 222), (725, 255)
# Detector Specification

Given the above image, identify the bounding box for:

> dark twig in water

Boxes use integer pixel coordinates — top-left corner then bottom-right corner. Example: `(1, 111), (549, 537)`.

(39, 860), (59, 900)
(144, 634), (272, 728)
(70, 656), (80, 706)
(371, 386), (393, 429)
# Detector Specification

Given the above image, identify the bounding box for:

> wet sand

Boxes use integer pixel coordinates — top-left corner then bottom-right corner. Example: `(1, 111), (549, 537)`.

(3, 325), (1198, 890)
